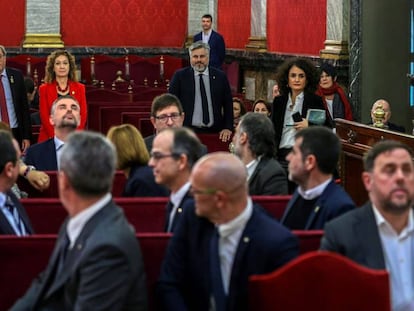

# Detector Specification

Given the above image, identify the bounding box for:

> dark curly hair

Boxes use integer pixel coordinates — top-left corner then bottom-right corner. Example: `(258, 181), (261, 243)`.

(276, 58), (319, 96)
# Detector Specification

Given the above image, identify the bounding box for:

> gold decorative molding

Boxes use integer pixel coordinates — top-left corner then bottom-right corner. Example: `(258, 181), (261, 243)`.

(23, 34), (64, 48)
(245, 36), (267, 53)
(184, 35), (193, 48)
(320, 40), (349, 60)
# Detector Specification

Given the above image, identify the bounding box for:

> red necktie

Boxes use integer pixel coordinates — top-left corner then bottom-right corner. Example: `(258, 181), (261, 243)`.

(0, 76), (9, 124)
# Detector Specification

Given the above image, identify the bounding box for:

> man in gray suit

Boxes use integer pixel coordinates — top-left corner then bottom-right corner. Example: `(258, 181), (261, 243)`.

(321, 140), (414, 310)
(12, 131), (148, 310)
(232, 112), (288, 195)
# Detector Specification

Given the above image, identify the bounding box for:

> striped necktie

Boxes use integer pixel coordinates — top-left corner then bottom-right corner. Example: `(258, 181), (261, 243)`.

(5, 195), (26, 236)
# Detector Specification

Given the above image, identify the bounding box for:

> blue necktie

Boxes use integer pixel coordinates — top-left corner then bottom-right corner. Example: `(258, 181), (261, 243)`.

(199, 74), (210, 125)
(5, 196), (26, 236)
(210, 228), (226, 311)
(164, 200), (174, 232)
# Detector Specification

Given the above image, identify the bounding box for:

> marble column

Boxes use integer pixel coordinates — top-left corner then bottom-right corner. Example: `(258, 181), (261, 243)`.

(246, 0), (267, 52)
(186, 0), (217, 47)
(320, 0), (349, 59)
(23, 0), (64, 48)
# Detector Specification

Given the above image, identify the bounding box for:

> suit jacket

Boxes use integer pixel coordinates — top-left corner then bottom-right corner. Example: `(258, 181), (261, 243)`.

(249, 157), (288, 195)
(169, 66), (233, 132)
(145, 134), (208, 155)
(165, 191), (194, 233)
(0, 191), (34, 235)
(281, 180), (356, 230)
(194, 30), (226, 69)
(123, 164), (169, 197)
(271, 92), (331, 151)
(38, 81), (87, 142)
(156, 203), (299, 311)
(320, 202), (385, 269)
(5, 68), (31, 142)
(12, 200), (148, 311)
(24, 138), (58, 171)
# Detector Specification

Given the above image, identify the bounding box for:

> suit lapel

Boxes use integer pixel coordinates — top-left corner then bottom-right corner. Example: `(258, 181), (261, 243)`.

(0, 209), (16, 234)
(280, 191), (299, 223)
(304, 180), (334, 229)
(170, 190), (192, 232)
(9, 191), (34, 234)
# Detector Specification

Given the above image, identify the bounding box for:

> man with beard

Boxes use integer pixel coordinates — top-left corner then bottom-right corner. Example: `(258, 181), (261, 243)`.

(25, 95), (80, 170)
(169, 41), (233, 142)
(321, 140), (414, 310)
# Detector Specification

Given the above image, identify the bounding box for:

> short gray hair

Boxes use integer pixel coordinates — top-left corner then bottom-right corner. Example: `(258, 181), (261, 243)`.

(188, 40), (210, 57)
(60, 131), (116, 197)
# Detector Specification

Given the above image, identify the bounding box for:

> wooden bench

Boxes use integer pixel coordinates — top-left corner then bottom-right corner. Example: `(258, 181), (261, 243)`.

(0, 233), (171, 311)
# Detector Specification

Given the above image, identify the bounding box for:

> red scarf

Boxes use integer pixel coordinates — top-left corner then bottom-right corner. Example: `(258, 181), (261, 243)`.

(316, 82), (353, 121)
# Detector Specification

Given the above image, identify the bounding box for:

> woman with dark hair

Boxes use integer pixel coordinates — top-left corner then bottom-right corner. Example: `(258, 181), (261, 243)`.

(252, 98), (271, 117)
(232, 97), (247, 129)
(316, 63), (353, 123)
(38, 50), (87, 142)
(271, 58), (330, 182)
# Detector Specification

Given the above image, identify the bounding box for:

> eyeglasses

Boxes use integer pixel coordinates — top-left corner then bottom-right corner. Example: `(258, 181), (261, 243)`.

(189, 186), (217, 196)
(154, 113), (182, 123)
(150, 151), (179, 161)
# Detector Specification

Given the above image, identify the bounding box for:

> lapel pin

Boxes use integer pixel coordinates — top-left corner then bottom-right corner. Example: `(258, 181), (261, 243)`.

(314, 206), (320, 213)
(177, 208), (182, 213)
(10, 76), (14, 84)
(243, 236), (250, 243)
(76, 243), (83, 251)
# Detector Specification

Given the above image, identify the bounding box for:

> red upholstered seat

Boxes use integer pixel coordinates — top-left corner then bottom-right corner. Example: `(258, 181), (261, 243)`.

(0, 233), (171, 311)
(249, 251), (391, 311)
(251, 195), (290, 220)
(292, 230), (324, 254)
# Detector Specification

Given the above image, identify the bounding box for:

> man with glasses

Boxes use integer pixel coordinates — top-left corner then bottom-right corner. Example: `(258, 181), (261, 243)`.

(145, 93), (207, 154)
(149, 127), (204, 232)
(156, 152), (299, 311)
(0, 45), (31, 152)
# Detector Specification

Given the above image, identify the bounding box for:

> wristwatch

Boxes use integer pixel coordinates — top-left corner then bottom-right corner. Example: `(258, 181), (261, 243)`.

(23, 165), (36, 178)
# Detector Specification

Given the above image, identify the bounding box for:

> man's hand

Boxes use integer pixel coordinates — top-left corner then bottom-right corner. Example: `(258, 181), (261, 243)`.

(219, 129), (232, 143)
(27, 170), (50, 191)
(21, 139), (31, 153)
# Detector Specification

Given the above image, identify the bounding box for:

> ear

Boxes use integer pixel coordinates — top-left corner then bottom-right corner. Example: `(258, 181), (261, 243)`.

(362, 171), (372, 192)
(304, 154), (317, 171)
(150, 117), (156, 129)
(239, 132), (248, 145)
(58, 170), (71, 193)
(4, 161), (15, 178)
(177, 153), (188, 171)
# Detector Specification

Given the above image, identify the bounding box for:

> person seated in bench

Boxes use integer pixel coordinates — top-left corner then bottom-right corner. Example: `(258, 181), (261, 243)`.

(156, 152), (299, 311)
(145, 93), (207, 154)
(369, 99), (405, 133)
(12, 131), (148, 310)
(232, 112), (288, 195)
(149, 127), (204, 232)
(107, 123), (168, 197)
(0, 130), (33, 235)
(25, 95), (80, 171)
(281, 126), (355, 230)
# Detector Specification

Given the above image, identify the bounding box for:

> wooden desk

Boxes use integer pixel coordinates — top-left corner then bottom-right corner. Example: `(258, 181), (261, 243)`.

(335, 119), (414, 205)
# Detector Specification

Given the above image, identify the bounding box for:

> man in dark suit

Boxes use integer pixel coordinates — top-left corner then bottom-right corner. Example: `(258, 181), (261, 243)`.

(281, 126), (355, 230)
(145, 93), (207, 155)
(193, 14), (226, 69)
(0, 45), (32, 152)
(12, 131), (148, 310)
(0, 130), (33, 235)
(25, 95), (79, 171)
(169, 41), (233, 142)
(232, 112), (288, 195)
(149, 127), (204, 232)
(321, 140), (414, 310)
(156, 152), (299, 311)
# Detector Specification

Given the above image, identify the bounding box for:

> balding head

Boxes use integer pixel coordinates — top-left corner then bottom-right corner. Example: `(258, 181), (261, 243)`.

(371, 99), (391, 124)
(190, 152), (248, 224)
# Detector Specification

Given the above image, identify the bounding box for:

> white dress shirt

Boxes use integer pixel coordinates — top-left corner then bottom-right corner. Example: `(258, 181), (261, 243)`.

(167, 182), (191, 232)
(279, 92), (304, 149)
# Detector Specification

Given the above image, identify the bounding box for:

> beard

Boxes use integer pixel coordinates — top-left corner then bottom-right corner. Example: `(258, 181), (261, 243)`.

(192, 62), (207, 73)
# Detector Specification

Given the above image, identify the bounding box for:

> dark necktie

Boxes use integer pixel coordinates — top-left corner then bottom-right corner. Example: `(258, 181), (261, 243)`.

(199, 74), (210, 125)
(164, 200), (174, 232)
(210, 227), (226, 311)
(5, 196), (26, 236)
(56, 232), (70, 275)
(0, 76), (9, 124)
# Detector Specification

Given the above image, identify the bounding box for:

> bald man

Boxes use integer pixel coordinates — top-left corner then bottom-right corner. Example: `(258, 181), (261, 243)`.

(156, 152), (299, 311)
(370, 99), (405, 133)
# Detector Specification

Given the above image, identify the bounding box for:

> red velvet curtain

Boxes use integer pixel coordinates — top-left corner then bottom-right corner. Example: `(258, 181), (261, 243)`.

(267, 0), (326, 55)
(0, 1), (25, 46)
(61, 0), (187, 47)
(218, 0), (251, 49)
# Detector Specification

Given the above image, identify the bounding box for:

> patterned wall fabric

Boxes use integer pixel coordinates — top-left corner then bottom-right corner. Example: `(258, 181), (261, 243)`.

(218, 0), (251, 49)
(267, 0), (326, 55)
(61, 0), (187, 47)
(0, 1), (24, 46)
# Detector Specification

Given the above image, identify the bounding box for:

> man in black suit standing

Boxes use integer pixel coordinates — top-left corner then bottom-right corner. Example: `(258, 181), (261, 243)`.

(232, 112), (288, 195)
(12, 131), (148, 310)
(193, 14), (226, 69)
(0, 130), (33, 235)
(0, 45), (31, 152)
(149, 127), (203, 232)
(169, 41), (233, 142)
(321, 140), (414, 310)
